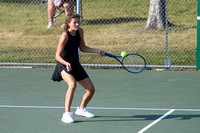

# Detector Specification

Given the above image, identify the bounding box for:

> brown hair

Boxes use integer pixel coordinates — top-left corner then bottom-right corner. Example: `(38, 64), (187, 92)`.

(64, 12), (80, 31)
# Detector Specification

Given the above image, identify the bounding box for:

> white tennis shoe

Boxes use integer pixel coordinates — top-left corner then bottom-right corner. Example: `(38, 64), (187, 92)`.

(61, 112), (74, 123)
(75, 107), (95, 118)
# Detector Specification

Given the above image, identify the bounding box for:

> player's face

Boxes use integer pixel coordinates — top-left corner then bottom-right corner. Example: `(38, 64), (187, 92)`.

(69, 18), (80, 31)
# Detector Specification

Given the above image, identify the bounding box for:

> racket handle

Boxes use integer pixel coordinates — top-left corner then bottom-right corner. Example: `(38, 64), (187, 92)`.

(105, 53), (115, 57)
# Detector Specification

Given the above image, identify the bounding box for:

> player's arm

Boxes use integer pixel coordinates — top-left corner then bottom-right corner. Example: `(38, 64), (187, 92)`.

(79, 28), (105, 55)
(55, 32), (72, 71)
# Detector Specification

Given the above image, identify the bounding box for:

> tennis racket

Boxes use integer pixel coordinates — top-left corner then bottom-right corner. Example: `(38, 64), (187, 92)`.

(105, 52), (146, 74)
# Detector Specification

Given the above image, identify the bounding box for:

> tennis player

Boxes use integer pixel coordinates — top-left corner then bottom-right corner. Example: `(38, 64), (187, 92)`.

(52, 12), (105, 123)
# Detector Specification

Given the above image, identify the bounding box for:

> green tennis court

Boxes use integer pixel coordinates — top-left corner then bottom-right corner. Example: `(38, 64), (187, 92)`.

(0, 68), (200, 133)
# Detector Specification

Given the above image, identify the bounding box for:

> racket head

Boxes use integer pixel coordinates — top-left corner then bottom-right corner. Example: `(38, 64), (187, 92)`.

(122, 54), (146, 73)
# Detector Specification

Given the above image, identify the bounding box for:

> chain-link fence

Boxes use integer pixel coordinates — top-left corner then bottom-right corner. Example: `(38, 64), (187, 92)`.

(0, 0), (197, 69)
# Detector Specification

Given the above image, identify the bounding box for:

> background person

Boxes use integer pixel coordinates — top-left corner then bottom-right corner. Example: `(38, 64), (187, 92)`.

(47, 0), (76, 28)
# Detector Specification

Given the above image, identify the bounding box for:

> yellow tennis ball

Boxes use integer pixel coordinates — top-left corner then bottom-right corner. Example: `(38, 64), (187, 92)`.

(121, 51), (127, 57)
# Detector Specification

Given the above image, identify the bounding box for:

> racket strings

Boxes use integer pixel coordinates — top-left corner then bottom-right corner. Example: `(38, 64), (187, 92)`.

(122, 54), (145, 72)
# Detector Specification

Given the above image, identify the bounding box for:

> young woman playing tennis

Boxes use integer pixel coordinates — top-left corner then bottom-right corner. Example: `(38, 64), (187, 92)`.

(52, 13), (105, 123)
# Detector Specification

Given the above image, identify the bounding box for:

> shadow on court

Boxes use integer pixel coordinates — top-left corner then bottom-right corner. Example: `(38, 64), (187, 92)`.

(133, 114), (200, 120)
(74, 114), (200, 123)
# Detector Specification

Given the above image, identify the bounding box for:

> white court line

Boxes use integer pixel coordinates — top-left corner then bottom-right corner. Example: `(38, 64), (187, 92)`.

(0, 105), (200, 112)
(0, 105), (65, 109)
(138, 109), (175, 133)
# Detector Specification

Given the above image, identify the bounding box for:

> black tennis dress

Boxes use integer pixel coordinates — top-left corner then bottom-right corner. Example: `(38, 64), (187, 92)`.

(51, 30), (88, 82)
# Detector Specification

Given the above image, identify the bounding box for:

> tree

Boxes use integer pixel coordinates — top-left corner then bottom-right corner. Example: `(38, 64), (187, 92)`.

(145, 0), (166, 30)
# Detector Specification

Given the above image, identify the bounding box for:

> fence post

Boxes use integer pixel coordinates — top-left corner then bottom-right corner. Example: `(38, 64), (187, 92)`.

(197, 0), (200, 70)
(76, 0), (81, 62)
(76, 0), (80, 15)
(165, 0), (170, 70)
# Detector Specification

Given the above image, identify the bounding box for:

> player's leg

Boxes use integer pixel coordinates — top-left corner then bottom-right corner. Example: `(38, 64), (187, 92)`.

(78, 77), (95, 109)
(61, 70), (77, 112)
(75, 77), (95, 118)
(47, 0), (56, 28)
(60, 70), (76, 123)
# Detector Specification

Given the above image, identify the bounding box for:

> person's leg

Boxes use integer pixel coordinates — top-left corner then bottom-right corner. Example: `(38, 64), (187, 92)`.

(63, 0), (75, 16)
(47, 0), (56, 28)
(78, 77), (95, 109)
(61, 70), (77, 113)
(60, 70), (76, 123)
(60, 0), (75, 28)
(75, 77), (95, 118)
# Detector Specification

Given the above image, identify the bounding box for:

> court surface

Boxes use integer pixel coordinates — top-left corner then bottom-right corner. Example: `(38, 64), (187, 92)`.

(0, 68), (200, 133)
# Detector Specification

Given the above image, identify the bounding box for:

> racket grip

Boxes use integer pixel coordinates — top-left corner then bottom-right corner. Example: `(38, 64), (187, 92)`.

(105, 53), (115, 57)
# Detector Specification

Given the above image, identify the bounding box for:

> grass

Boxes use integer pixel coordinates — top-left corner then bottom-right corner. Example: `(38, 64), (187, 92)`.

(0, 0), (197, 66)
